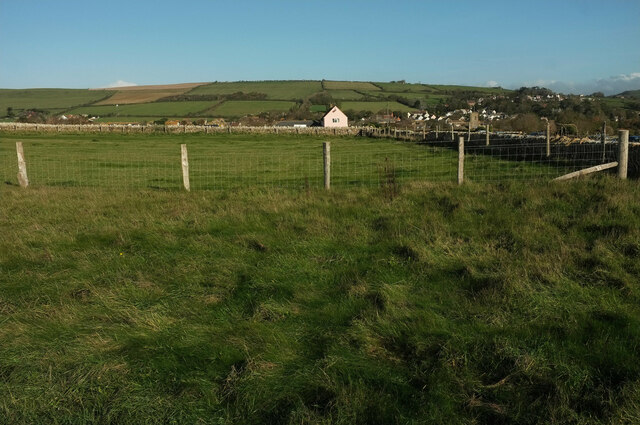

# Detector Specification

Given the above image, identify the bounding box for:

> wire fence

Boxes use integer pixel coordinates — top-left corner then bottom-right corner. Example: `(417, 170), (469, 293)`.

(0, 135), (634, 191)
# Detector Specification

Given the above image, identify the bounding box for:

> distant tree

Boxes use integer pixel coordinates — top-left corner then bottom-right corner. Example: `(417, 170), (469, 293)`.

(591, 91), (605, 98)
(6, 106), (14, 118)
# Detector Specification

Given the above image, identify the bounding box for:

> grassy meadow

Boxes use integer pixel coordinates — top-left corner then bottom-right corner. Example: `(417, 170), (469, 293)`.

(190, 81), (322, 100)
(0, 89), (115, 114)
(1, 175), (639, 424)
(0, 132), (588, 191)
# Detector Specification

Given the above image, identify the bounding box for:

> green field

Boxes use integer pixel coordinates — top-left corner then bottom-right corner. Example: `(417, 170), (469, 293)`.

(0, 89), (115, 113)
(326, 90), (365, 100)
(323, 81), (380, 91)
(0, 82), (518, 122)
(211, 100), (296, 118)
(1, 173), (639, 423)
(340, 101), (414, 113)
(0, 132), (599, 192)
(68, 101), (217, 117)
(189, 81), (322, 100)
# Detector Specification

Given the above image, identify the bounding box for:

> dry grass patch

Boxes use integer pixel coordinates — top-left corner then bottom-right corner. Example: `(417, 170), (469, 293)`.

(92, 83), (208, 105)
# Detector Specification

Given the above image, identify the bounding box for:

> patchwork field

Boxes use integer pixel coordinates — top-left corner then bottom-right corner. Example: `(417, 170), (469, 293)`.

(323, 81), (380, 91)
(325, 90), (365, 100)
(340, 101), (414, 113)
(211, 100), (296, 117)
(91, 83), (207, 105)
(189, 81), (322, 100)
(0, 81), (521, 123)
(0, 89), (115, 113)
(68, 101), (217, 117)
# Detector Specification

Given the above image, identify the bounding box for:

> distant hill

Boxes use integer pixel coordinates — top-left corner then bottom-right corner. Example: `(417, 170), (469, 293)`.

(0, 80), (511, 123)
(614, 89), (640, 99)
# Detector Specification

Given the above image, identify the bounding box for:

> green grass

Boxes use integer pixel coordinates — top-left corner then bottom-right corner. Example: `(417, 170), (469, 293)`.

(211, 100), (296, 118)
(68, 101), (216, 117)
(188, 81), (322, 100)
(373, 82), (434, 92)
(340, 101), (415, 113)
(324, 81), (380, 91)
(0, 89), (115, 114)
(0, 132), (586, 191)
(310, 105), (327, 113)
(1, 176), (640, 424)
(0, 132), (601, 191)
(326, 90), (365, 100)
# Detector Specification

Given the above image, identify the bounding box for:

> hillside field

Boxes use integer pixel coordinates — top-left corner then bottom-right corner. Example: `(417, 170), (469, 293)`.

(0, 80), (519, 123)
(1, 175), (639, 424)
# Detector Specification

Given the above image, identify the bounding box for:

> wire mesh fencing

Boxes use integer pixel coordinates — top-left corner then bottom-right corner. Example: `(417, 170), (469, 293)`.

(0, 136), (631, 191)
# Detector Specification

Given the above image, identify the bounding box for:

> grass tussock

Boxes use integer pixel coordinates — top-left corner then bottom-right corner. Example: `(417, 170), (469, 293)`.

(1, 176), (640, 424)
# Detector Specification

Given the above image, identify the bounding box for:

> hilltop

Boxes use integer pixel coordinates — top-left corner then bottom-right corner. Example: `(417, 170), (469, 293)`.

(0, 80), (509, 123)
(1, 80), (639, 134)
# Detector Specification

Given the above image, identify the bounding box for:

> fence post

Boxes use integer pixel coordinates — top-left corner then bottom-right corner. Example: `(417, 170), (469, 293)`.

(601, 121), (606, 162)
(450, 124), (454, 141)
(486, 124), (490, 146)
(546, 121), (551, 157)
(618, 130), (629, 180)
(181, 144), (190, 191)
(435, 125), (439, 139)
(16, 142), (29, 188)
(467, 123), (471, 142)
(323, 142), (331, 190)
(458, 136), (464, 185)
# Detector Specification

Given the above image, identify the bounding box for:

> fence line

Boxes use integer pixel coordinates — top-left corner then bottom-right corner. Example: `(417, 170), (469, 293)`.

(0, 122), (363, 136)
(3, 134), (632, 191)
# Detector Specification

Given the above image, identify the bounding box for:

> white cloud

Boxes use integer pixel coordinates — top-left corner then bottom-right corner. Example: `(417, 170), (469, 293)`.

(485, 80), (500, 88)
(105, 80), (137, 88)
(517, 73), (640, 95)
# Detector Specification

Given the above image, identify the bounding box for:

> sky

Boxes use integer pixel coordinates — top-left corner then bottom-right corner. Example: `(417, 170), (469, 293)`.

(0, 0), (639, 95)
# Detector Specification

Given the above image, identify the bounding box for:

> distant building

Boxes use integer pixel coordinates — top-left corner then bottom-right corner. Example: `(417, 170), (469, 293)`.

(322, 106), (348, 128)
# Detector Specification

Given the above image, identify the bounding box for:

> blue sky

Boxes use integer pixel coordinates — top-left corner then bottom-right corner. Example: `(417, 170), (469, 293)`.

(1, 0), (639, 94)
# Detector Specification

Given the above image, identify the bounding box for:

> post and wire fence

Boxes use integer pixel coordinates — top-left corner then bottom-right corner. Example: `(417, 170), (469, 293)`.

(0, 130), (633, 191)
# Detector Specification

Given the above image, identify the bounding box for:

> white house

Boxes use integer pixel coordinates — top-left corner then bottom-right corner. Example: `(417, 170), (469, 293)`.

(322, 106), (348, 128)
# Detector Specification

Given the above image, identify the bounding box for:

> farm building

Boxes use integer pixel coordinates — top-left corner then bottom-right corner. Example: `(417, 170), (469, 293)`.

(322, 106), (348, 128)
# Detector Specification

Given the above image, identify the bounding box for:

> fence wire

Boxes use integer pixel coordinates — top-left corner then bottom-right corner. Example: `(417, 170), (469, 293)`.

(0, 138), (628, 191)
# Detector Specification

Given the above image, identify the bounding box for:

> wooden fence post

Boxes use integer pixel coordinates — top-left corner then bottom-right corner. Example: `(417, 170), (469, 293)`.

(323, 142), (331, 190)
(546, 121), (551, 157)
(618, 130), (629, 180)
(16, 142), (29, 188)
(486, 124), (490, 146)
(181, 144), (190, 191)
(450, 124), (454, 141)
(601, 121), (606, 162)
(458, 136), (464, 185)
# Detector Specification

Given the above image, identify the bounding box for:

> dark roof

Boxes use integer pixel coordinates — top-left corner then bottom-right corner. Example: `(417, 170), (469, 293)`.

(321, 106), (342, 119)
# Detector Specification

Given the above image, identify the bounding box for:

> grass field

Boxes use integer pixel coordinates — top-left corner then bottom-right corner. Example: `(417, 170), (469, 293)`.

(1, 175), (639, 424)
(211, 101), (297, 118)
(340, 101), (414, 113)
(0, 89), (115, 113)
(0, 132), (600, 192)
(189, 81), (322, 100)
(323, 81), (380, 91)
(68, 101), (217, 117)
(0, 82), (517, 123)
(325, 90), (365, 100)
